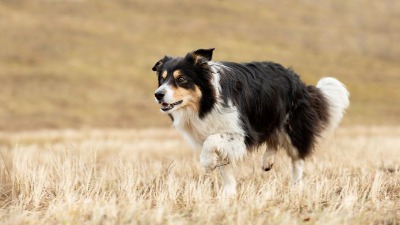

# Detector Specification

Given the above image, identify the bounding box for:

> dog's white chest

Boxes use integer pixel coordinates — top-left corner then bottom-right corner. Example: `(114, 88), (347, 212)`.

(171, 105), (245, 149)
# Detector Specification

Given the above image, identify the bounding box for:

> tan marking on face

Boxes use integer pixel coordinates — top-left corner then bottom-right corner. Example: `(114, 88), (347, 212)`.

(172, 84), (202, 111)
(173, 70), (182, 79)
(162, 71), (168, 79)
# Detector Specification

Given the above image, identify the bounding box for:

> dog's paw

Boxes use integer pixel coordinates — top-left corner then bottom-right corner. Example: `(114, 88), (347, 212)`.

(290, 178), (303, 187)
(261, 158), (274, 171)
(200, 152), (218, 173)
(261, 151), (275, 172)
(220, 186), (237, 199)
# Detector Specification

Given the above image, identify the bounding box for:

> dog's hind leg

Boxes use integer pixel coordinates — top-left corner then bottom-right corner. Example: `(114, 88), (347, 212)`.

(261, 146), (277, 171)
(262, 132), (280, 172)
(283, 134), (305, 185)
(290, 156), (304, 185)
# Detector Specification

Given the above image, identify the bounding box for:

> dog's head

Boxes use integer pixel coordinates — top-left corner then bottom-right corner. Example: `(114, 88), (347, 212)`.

(152, 48), (216, 116)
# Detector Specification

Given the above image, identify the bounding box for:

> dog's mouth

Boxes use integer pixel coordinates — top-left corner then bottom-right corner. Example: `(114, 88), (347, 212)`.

(160, 100), (183, 112)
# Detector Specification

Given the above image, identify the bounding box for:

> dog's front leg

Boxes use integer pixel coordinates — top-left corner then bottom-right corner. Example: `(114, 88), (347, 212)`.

(200, 134), (224, 173)
(200, 134), (236, 197)
(201, 133), (246, 197)
(218, 164), (237, 197)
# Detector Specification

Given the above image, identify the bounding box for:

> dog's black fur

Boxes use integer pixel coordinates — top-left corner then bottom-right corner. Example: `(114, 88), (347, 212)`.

(153, 48), (331, 159)
(216, 61), (329, 158)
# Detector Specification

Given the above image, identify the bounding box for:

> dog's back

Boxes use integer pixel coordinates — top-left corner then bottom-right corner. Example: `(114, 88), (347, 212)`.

(214, 61), (349, 156)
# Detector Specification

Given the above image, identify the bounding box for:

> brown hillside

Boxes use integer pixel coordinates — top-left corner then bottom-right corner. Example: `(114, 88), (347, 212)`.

(0, 0), (399, 130)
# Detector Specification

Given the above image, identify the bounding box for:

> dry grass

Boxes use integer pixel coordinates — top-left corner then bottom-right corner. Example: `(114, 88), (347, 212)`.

(1, 1), (399, 224)
(0, 126), (399, 224)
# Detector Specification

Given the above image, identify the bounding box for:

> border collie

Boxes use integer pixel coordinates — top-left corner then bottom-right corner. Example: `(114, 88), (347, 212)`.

(152, 48), (349, 196)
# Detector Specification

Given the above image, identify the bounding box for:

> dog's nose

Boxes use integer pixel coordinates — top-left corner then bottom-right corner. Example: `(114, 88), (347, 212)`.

(155, 91), (165, 101)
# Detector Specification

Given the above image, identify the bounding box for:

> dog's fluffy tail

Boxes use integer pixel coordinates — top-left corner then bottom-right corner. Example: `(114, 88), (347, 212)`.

(316, 77), (350, 133)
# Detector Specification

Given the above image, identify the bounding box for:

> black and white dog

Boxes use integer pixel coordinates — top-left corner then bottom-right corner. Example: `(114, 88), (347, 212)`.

(152, 48), (349, 196)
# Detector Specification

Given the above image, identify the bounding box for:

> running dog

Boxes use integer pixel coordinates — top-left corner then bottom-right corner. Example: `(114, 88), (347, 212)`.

(152, 48), (349, 196)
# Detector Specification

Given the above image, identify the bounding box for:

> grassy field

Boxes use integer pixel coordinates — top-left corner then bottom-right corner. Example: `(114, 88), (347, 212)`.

(0, 0), (400, 130)
(1, 1), (399, 224)
(0, 126), (399, 224)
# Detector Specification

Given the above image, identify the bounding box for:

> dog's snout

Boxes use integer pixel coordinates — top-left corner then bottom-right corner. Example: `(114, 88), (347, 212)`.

(155, 91), (165, 101)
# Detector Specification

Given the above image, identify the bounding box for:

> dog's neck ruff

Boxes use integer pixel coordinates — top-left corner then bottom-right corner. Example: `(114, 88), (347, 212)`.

(170, 63), (245, 148)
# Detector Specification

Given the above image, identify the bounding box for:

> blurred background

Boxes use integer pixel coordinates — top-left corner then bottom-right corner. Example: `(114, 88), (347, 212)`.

(0, 0), (399, 131)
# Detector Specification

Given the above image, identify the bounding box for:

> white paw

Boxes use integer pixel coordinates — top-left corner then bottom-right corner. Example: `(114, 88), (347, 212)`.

(200, 152), (218, 173)
(290, 178), (303, 187)
(221, 186), (237, 198)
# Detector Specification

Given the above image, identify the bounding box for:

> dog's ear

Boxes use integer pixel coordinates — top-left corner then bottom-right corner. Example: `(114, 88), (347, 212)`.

(152, 56), (170, 71)
(152, 60), (162, 71)
(187, 48), (215, 65)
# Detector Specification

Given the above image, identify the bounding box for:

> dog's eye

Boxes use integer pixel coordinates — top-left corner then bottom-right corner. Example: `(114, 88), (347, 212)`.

(177, 76), (186, 83)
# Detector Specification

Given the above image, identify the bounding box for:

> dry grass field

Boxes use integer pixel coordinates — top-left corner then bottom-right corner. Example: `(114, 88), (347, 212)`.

(0, 126), (399, 224)
(1, 0), (400, 224)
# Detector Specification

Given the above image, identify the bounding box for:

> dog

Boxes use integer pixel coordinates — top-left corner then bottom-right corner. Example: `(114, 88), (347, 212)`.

(152, 48), (349, 196)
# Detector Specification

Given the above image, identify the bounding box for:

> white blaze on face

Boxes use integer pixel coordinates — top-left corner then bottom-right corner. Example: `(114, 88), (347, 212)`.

(155, 83), (175, 103)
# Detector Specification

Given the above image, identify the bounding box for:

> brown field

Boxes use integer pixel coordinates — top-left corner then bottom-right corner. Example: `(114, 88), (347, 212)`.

(0, 0), (400, 130)
(0, 126), (399, 224)
(1, 0), (400, 224)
